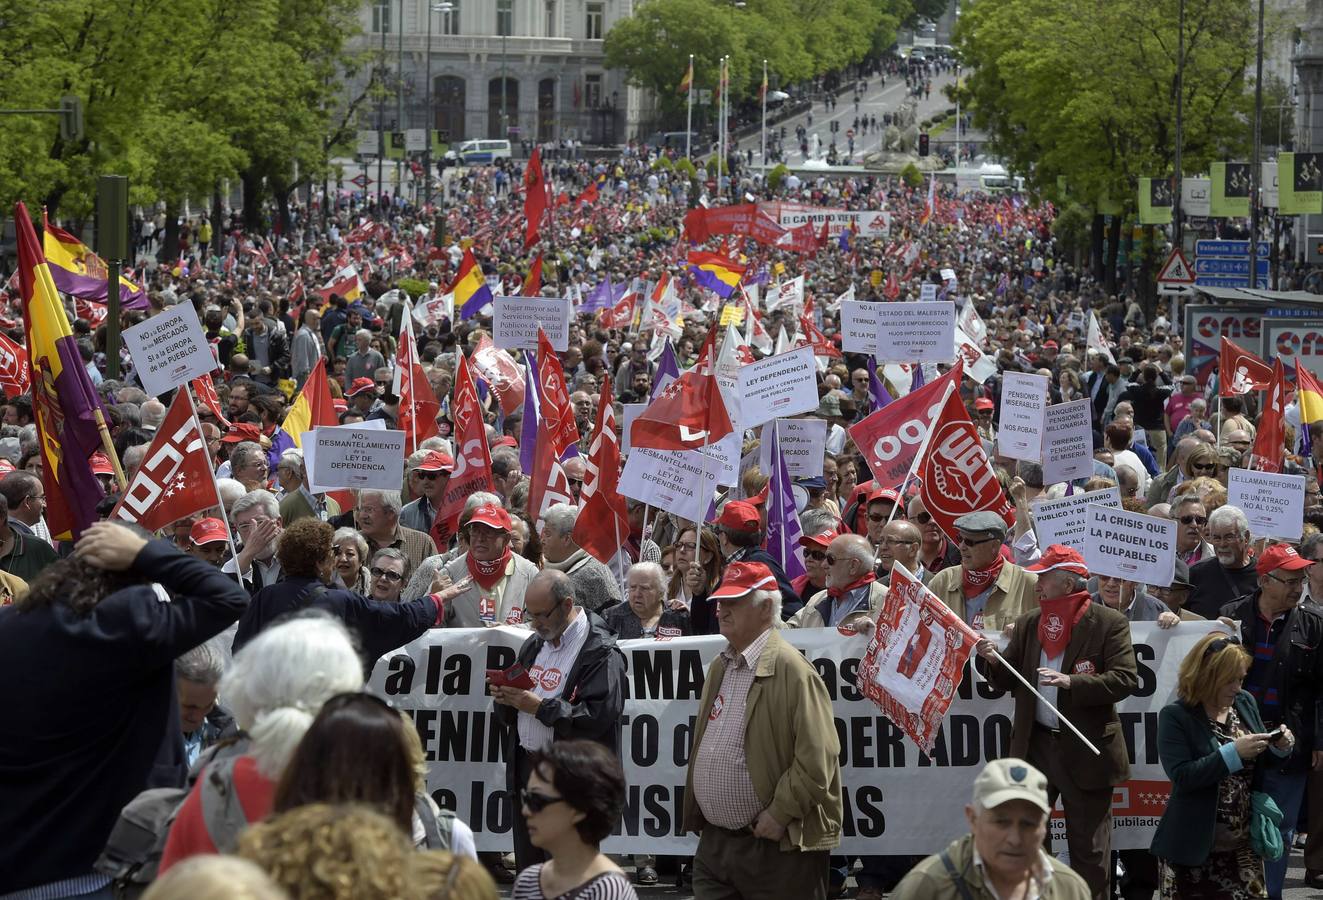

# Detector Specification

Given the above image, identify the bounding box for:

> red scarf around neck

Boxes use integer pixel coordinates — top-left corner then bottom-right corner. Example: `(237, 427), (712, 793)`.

(467, 547), (512, 591)
(962, 555), (1005, 599)
(1037, 591), (1092, 658)
(828, 571), (876, 600)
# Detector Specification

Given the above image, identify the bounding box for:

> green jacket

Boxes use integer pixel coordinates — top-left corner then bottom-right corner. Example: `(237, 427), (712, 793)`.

(683, 628), (843, 851)
(1150, 690), (1268, 867)
(893, 834), (1091, 900)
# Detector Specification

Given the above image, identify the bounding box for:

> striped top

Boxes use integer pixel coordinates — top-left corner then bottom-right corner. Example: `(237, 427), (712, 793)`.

(512, 865), (639, 900)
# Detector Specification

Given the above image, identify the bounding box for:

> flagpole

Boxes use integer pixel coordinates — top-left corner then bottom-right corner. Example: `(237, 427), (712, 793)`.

(93, 407), (128, 491)
(988, 648), (1101, 756)
(686, 53), (694, 162)
(774, 420), (786, 565)
(760, 59), (767, 177)
(186, 389), (246, 591)
(402, 302), (418, 453)
(885, 379), (956, 527)
(716, 57), (725, 202)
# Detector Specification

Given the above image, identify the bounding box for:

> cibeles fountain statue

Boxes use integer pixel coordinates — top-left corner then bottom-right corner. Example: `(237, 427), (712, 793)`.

(861, 98), (943, 172)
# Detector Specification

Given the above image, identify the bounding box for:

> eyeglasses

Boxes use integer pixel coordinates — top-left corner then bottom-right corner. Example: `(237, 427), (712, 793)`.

(370, 567), (404, 583)
(416, 470), (445, 480)
(520, 788), (567, 814)
(375, 381), (391, 389)
(825, 554), (851, 566)
(1178, 515), (1207, 526)
(1202, 635), (1241, 659)
(957, 535), (998, 547)
(866, 513), (888, 523)
(526, 603), (563, 623)
(805, 549), (828, 561)
(1269, 574), (1307, 589)
(1190, 463), (1217, 473)
(882, 537), (919, 546)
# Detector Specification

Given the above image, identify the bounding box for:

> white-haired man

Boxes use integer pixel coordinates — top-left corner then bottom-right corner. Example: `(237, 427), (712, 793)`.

(223, 490), (284, 590)
(787, 533), (885, 629)
(539, 503), (622, 613)
(1188, 505), (1257, 619)
(356, 489), (438, 576)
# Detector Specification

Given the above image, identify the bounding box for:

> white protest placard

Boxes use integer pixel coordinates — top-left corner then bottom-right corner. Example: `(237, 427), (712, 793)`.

(1032, 487), (1121, 553)
(758, 418), (827, 478)
(1041, 398), (1095, 484)
(122, 303), (215, 396)
(302, 420), (387, 493)
(1227, 468), (1305, 541)
(1084, 504), (1177, 587)
(840, 300), (881, 355)
(492, 296), (572, 351)
(919, 283), (938, 302)
(875, 301), (956, 364)
(738, 345), (819, 428)
(620, 402), (646, 454)
(311, 425), (407, 491)
(619, 446), (720, 523)
(940, 268), (957, 284)
(998, 372), (1049, 461)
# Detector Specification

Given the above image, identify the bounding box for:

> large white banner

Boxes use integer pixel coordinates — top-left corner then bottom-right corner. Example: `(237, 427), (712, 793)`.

(371, 622), (1224, 854)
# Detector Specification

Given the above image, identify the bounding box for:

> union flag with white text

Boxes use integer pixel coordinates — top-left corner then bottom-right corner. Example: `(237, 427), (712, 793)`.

(111, 391), (220, 532)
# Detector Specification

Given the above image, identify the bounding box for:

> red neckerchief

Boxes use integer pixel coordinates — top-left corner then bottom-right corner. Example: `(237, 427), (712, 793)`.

(1038, 591), (1092, 658)
(828, 571), (876, 600)
(466, 548), (512, 591)
(962, 555), (1005, 599)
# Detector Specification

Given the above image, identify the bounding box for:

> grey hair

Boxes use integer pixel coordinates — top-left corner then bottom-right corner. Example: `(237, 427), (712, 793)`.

(370, 546), (410, 580)
(1301, 533), (1323, 561)
(360, 489), (402, 515)
(542, 502), (578, 537)
(229, 441), (266, 473)
(232, 488), (280, 521)
(418, 436), (451, 454)
(18, 423), (38, 453)
(1172, 493), (1205, 514)
(405, 449), (430, 475)
(332, 526), (368, 561)
(627, 561), (667, 595)
(278, 449), (304, 472)
(1015, 460), (1045, 489)
(216, 477), (247, 512)
(1208, 504), (1249, 539)
(141, 399), (167, 429)
(176, 638), (226, 686)
(799, 507), (838, 536)
(123, 444), (149, 471)
(460, 491), (502, 526)
(355, 328), (373, 341)
(751, 588), (783, 625)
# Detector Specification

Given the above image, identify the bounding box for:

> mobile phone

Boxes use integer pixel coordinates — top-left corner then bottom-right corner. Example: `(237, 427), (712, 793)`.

(485, 664), (535, 691)
(1270, 724), (1288, 744)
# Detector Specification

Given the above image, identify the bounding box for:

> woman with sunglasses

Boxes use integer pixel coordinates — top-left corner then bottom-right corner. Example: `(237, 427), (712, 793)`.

(1151, 632), (1294, 898)
(513, 740), (638, 900)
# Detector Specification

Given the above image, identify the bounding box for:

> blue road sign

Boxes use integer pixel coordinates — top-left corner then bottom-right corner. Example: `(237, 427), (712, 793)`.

(1194, 258), (1270, 276)
(1194, 239), (1271, 257)
(1195, 274), (1251, 288)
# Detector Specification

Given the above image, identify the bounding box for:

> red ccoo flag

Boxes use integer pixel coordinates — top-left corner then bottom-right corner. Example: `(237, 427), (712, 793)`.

(797, 313), (842, 358)
(1219, 336), (1275, 396)
(523, 147), (548, 249)
(434, 352), (494, 548)
(629, 339), (734, 452)
(1249, 357), (1288, 474)
(112, 391), (220, 532)
(573, 374), (630, 563)
(190, 372), (231, 429)
(917, 382), (1015, 543)
(0, 332), (31, 398)
(535, 328), (580, 459)
(394, 319), (441, 456)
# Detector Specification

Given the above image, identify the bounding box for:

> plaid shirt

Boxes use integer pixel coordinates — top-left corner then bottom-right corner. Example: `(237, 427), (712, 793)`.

(369, 524), (438, 583)
(692, 627), (773, 830)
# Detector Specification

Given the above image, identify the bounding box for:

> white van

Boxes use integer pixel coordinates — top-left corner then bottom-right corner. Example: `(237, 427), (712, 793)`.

(447, 139), (513, 165)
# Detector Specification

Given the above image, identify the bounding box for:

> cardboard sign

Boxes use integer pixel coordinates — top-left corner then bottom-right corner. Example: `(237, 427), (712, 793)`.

(1031, 487), (1121, 553)
(1084, 504), (1177, 587)
(301, 420), (388, 493)
(998, 372), (1049, 461)
(619, 446), (720, 524)
(1227, 468), (1305, 541)
(1040, 398), (1095, 484)
(919, 283), (938, 302)
(310, 425), (407, 490)
(758, 418), (828, 478)
(738, 345), (819, 428)
(874, 301), (956, 364)
(492, 296), (571, 351)
(123, 303), (215, 396)
(840, 300), (882, 355)
(620, 402), (646, 454)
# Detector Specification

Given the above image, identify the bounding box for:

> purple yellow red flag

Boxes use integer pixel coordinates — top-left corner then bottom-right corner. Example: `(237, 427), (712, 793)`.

(40, 210), (149, 309)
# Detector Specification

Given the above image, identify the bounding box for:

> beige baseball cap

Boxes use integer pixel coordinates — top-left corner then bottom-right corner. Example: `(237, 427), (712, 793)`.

(972, 759), (1050, 814)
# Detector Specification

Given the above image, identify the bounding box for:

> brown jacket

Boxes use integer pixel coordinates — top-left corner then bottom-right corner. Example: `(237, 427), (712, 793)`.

(986, 603), (1139, 790)
(683, 629), (842, 851)
(927, 560), (1037, 632)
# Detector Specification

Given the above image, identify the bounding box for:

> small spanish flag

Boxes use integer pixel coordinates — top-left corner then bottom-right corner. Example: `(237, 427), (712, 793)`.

(759, 70), (768, 102)
(678, 59), (693, 95)
(1298, 364), (1323, 425)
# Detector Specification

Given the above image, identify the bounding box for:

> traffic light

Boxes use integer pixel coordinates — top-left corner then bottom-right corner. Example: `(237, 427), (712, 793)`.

(918, 133), (930, 157)
(391, 131), (405, 149)
(59, 95), (83, 142)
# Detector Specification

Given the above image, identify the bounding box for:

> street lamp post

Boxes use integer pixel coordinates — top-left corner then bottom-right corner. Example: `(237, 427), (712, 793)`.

(1173, 0), (1185, 249)
(424, 2), (455, 211)
(377, 8), (387, 217)
(501, 30), (508, 140)
(1249, 0), (1265, 289)
(397, 0), (405, 203)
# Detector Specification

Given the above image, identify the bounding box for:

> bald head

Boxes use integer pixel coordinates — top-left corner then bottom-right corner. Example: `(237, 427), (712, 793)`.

(1172, 437), (1199, 469)
(826, 533), (873, 591)
(879, 519), (922, 573)
(524, 569), (578, 642)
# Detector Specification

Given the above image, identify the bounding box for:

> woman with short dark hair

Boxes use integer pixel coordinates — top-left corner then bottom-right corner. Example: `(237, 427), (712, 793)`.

(513, 740), (637, 899)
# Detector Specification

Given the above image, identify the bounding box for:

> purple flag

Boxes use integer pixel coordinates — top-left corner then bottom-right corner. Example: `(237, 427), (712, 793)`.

(910, 363), (925, 392)
(580, 274), (613, 312)
(766, 421), (807, 581)
(518, 350), (541, 476)
(866, 354), (893, 412)
(46, 267), (150, 310)
(650, 339), (680, 401)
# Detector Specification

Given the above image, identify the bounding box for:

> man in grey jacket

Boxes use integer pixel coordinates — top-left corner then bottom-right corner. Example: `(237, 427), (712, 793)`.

(290, 308), (324, 386)
(538, 503), (622, 613)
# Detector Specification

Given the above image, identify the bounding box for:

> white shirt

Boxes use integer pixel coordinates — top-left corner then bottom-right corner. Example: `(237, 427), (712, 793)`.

(517, 610), (590, 753)
(1035, 648), (1063, 729)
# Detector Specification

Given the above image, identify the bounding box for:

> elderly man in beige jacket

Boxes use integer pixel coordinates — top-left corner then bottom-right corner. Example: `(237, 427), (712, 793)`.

(925, 511), (1036, 632)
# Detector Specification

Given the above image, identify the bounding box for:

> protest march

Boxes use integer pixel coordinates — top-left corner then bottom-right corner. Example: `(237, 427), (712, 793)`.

(5, 64), (1323, 900)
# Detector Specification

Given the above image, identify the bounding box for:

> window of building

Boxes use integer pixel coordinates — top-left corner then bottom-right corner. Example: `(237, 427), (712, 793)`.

(497, 0), (513, 35)
(584, 72), (603, 108)
(585, 1), (604, 39)
(439, 0), (460, 35)
(372, 0), (391, 33)
(545, 0), (556, 36)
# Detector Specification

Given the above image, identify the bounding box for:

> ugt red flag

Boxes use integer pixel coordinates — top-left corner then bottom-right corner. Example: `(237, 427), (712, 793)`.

(1219, 336), (1275, 396)
(917, 383), (1015, 542)
(856, 561), (981, 754)
(470, 335), (525, 416)
(394, 319), (440, 455)
(0, 332), (30, 398)
(528, 399), (576, 526)
(1249, 357), (1288, 474)
(434, 352), (494, 547)
(573, 374), (629, 563)
(112, 391), (220, 532)
(848, 362), (963, 489)
(523, 148), (548, 249)
(536, 328), (580, 459)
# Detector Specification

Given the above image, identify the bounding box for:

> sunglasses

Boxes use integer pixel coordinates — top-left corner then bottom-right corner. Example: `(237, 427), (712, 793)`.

(1178, 515), (1207, 526)
(1202, 635), (1241, 659)
(370, 567), (404, 583)
(416, 470), (446, 480)
(1190, 464), (1217, 473)
(957, 535), (998, 547)
(520, 788), (567, 815)
(912, 512), (932, 524)
(866, 513), (888, 523)
(805, 549), (828, 561)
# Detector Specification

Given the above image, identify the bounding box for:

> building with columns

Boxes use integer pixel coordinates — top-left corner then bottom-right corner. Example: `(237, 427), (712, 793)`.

(344, 0), (647, 149)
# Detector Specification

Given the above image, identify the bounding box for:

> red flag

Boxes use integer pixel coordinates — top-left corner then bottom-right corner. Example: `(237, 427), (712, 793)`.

(1219, 336), (1275, 396)
(523, 148), (548, 249)
(0, 332), (31, 398)
(573, 375), (629, 563)
(111, 391), (221, 532)
(434, 353), (494, 547)
(522, 253), (543, 296)
(535, 328), (580, 459)
(190, 373), (231, 429)
(917, 384), (1015, 542)
(797, 314), (842, 358)
(849, 363), (964, 489)
(598, 289), (638, 330)
(629, 346), (733, 452)
(1249, 357), (1287, 474)
(529, 406), (576, 527)
(394, 321), (440, 456)
(576, 180), (599, 207)
(470, 336), (526, 415)
(884, 271), (901, 299)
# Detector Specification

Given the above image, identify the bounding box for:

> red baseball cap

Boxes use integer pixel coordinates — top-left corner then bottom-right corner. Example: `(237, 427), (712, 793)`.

(347, 377), (377, 397)
(865, 485), (901, 506)
(974, 398), (995, 411)
(1256, 543), (1315, 576)
(493, 435), (518, 449)
(1025, 544), (1089, 577)
(221, 422), (263, 444)
(1043, 340), (1059, 350)
(710, 561), (778, 600)
(714, 500), (760, 531)
(189, 517), (229, 546)
(799, 528), (838, 550)
(467, 503), (513, 532)
(332, 398), (348, 413)
(89, 452), (115, 476)
(748, 483), (770, 507)
(415, 450), (455, 473)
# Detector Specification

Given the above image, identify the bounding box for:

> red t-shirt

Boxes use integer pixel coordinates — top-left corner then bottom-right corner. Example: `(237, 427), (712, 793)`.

(158, 754), (276, 873)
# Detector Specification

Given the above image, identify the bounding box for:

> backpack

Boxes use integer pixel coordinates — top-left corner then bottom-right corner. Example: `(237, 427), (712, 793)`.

(415, 793), (457, 851)
(95, 738), (251, 898)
